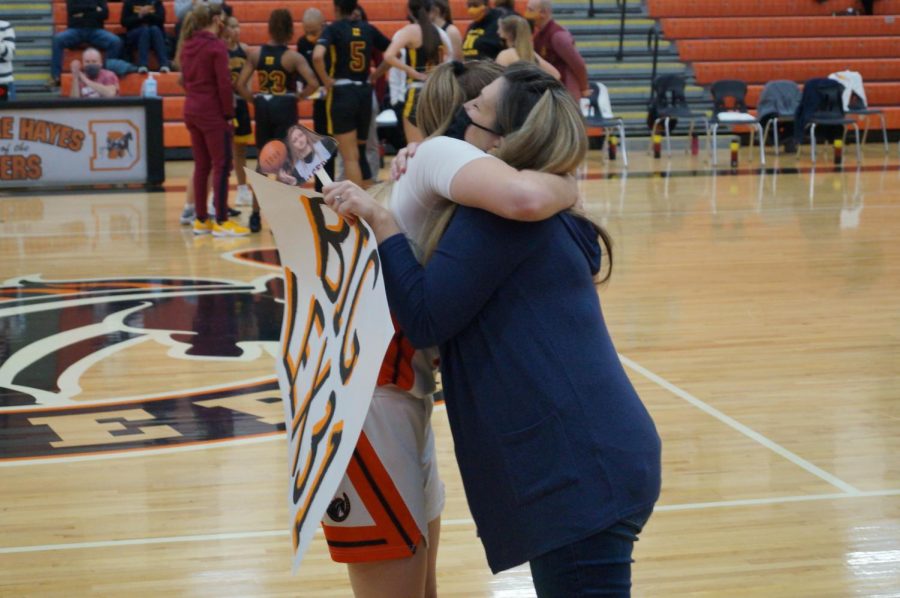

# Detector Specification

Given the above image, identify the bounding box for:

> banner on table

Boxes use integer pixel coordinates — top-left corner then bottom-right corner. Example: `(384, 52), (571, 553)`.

(0, 102), (155, 187)
(245, 169), (393, 572)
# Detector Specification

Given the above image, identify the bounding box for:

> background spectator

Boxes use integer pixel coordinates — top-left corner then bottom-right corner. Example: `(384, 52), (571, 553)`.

(462, 0), (504, 61)
(496, 14), (559, 79)
(51, 0), (122, 85)
(526, 0), (589, 100)
(69, 47), (120, 98)
(121, 0), (170, 73)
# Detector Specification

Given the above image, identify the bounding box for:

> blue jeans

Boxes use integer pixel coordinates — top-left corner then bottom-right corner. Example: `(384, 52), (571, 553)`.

(529, 508), (654, 598)
(51, 28), (123, 79)
(126, 25), (169, 69)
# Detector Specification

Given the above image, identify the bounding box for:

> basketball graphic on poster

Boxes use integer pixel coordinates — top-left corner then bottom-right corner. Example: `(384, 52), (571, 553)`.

(258, 139), (288, 174)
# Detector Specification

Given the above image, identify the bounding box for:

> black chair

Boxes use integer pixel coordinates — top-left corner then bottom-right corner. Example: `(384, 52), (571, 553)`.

(647, 74), (709, 157)
(708, 79), (765, 165)
(758, 80), (801, 156)
(843, 86), (889, 155)
(585, 81), (628, 167)
(804, 81), (862, 164)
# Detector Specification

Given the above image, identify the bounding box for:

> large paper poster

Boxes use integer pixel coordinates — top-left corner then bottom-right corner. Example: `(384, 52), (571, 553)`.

(245, 169), (393, 572)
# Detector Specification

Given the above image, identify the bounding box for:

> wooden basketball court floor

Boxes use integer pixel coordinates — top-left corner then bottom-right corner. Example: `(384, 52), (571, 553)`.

(1, 145), (899, 597)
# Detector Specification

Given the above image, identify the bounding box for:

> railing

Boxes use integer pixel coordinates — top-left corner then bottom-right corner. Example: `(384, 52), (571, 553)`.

(647, 25), (661, 85)
(615, 0), (628, 61)
(588, 0), (597, 18)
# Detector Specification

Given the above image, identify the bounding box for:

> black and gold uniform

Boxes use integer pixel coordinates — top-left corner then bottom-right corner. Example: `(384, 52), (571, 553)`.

(402, 31), (446, 127)
(228, 43), (253, 144)
(298, 33), (334, 190)
(462, 8), (503, 61)
(253, 44), (300, 150)
(297, 34), (328, 136)
(317, 18), (390, 139)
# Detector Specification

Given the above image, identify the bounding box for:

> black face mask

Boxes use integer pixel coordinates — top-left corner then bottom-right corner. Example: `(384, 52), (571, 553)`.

(445, 106), (502, 141)
(444, 106), (472, 141)
(84, 64), (101, 79)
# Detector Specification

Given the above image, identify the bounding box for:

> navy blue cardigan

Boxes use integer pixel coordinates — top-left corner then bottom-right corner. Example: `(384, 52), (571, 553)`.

(378, 206), (662, 573)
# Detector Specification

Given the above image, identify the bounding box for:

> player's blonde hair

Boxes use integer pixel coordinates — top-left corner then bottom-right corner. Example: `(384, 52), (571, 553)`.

(499, 15), (535, 64)
(416, 60), (503, 138)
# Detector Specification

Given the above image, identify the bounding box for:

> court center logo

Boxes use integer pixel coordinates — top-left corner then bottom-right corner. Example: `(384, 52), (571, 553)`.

(0, 263), (290, 462)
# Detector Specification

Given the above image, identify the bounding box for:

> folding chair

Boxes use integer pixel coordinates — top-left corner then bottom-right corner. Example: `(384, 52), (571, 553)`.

(758, 80), (801, 156)
(647, 74), (709, 157)
(584, 82), (628, 167)
(804, 80), (862, 164)
(708, 79), (765, 165)
(829, 70), (889, 155)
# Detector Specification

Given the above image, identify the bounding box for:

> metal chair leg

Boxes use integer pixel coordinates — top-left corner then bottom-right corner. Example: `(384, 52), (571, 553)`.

(810, 123), (817, 162)
(852, 123), (862, 163)
(617, 120), (628, 167)
(859, 114), (871, 146)
(664, 117), (672, 156)
(710, 122), (719, 165)
(773, 117), (781, 156)
(878, 113), (888, 155)
(756, 123), (766, 165)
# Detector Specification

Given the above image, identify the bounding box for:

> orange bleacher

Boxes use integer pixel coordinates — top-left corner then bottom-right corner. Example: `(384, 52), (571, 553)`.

(661, 16), (900, 39)
(678, 38), (900, 62)
(648, 0), (900, 17)
(52, 0), (474, 149)
(651, 0), (900, 134)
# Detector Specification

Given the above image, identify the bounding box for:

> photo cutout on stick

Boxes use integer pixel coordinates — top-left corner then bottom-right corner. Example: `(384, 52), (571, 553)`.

(257, 124), (338, 187)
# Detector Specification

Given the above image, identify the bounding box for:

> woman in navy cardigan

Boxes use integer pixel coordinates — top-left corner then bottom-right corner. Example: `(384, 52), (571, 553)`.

(326, 64), (661, 596)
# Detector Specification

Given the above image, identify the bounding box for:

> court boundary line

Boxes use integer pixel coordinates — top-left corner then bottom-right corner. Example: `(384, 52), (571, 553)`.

(2, 489), (899, 556)
(618, 354), (862, 495)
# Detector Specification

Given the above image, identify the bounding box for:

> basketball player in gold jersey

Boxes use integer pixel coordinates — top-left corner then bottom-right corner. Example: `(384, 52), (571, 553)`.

(226, 16), (254, 207)
(382, 0), (450, 143)
(312, 0), (390, 187)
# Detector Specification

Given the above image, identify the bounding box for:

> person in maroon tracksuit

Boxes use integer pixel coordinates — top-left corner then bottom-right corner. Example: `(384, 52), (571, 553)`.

(180, 3), (249, 236)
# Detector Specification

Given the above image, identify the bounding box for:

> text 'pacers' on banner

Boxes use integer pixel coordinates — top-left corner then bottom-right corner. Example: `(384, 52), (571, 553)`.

(245, 169), (393, 572)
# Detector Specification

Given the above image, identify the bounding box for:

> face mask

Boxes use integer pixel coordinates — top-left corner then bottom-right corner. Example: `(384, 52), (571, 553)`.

(84, 64), (101, 79)
(467, 5), (487, 20)
(444, 106), (472, 141)
(306, 33), (318, 43)
(445, 106), (502, 141)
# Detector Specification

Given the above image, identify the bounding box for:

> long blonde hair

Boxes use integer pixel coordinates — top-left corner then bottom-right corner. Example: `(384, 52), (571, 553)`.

(415, 60), (503, 138)
(500, 15), (535, 64)
(420, 64), (606, 274)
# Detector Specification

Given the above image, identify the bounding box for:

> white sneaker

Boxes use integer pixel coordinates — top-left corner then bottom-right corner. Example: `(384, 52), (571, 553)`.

(179, 204), (195, 225)
(236, 185), (253, 206)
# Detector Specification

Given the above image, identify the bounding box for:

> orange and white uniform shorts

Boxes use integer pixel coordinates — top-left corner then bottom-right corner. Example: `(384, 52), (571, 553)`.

(321, 386), (444, 563)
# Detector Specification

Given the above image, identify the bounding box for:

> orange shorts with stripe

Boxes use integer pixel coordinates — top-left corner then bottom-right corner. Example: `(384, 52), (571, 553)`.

(321, 388), (443, 563)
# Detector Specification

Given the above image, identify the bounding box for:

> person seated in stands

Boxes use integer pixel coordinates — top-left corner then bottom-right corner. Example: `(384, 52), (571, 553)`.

(51, 0), (122, 86)
(0, 19), (14, 101)
(69, 47), (119, 98)
(121, 0), (170, 73)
